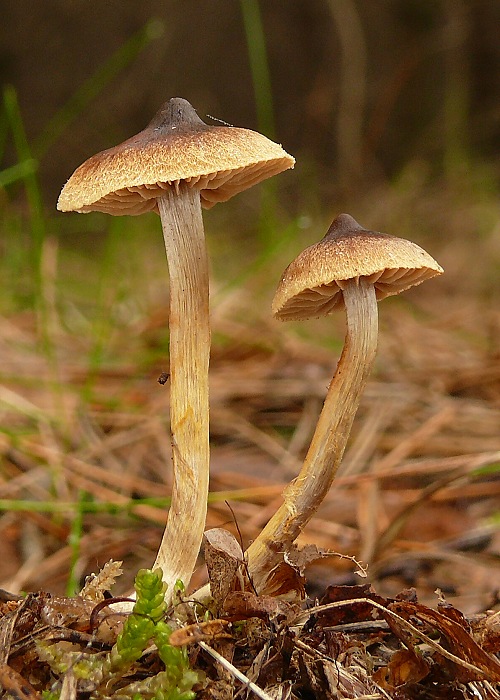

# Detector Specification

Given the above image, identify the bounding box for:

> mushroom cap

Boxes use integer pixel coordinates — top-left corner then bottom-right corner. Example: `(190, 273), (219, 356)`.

(273, 213), (443, 321)
(57, 98), (295, 215)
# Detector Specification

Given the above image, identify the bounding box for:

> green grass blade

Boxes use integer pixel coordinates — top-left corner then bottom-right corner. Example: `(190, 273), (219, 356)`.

(0, 106), (8, 161)
(240, 0), (275, 139)
(0, 158), (38, 187)
(240, 0), (281, 248)
(3, 85), (45, 271)
(66, 490), (87, 596)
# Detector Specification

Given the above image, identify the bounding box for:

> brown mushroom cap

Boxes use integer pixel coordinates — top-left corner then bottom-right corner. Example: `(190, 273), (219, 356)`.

(273, 213), (443, 321)
(57, 98), (295, 215)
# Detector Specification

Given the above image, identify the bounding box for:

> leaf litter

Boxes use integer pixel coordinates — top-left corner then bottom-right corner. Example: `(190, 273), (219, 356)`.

(0, 256), (499, 697)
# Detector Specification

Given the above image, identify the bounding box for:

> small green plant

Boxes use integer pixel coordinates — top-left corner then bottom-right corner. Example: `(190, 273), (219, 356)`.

(38, 568), (200, 700)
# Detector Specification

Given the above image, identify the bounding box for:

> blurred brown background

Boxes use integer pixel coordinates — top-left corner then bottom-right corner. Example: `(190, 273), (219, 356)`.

(2, 0), (499, 208)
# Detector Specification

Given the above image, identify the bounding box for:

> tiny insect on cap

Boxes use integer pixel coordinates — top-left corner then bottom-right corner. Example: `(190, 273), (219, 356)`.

(273, 213), (443, 321)
(57, 97), (295, 215)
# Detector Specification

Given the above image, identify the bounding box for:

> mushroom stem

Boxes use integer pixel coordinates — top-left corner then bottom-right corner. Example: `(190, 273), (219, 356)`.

(246, 277), (378, 594)
(153, 183), (210, 597)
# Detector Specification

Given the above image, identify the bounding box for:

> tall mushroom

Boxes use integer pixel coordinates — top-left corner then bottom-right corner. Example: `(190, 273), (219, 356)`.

(245, 213), (443, 596)
(57, 98), (294, 597)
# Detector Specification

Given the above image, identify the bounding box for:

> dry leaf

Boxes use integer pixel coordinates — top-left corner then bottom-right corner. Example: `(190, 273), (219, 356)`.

(204, 529), (244, 606)
(40, 596), (94, 629)
(388, 601), (500, 683)
(316, 584), (386, 627)
(470, 610), (500, 654)
(285, 543), (367, 578)
(222, 591), (298, 624)
(373, 647), (430, 689)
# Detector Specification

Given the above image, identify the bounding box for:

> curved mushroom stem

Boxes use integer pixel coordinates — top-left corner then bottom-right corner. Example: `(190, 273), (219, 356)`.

(245, 277), (378, 595)
(153, 183), (210, 599)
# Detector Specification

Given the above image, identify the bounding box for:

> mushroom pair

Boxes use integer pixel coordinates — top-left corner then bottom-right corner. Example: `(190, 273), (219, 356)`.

(58, 99), (443, 604)
(58, 98), (294, 599)
(244, 213), (443, 596)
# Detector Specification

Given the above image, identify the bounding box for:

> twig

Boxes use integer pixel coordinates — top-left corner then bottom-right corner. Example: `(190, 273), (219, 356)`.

(198, 641), (274, 700)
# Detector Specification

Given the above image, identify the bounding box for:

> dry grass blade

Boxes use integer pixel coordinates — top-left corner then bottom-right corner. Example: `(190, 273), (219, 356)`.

(373, 451), (500, 557)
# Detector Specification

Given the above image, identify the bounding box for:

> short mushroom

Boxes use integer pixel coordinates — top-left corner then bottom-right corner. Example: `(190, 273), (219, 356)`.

(57, 98), (294, 598)
(245, 213), (443, 596)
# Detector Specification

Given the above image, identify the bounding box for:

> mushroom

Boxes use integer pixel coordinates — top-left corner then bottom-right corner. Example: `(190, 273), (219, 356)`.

(245, 213), (443, 596)
(57, 98), (294, 597)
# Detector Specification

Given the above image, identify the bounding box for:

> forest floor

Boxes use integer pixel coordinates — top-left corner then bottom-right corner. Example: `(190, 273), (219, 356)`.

(1, 3), (499, 688)
(0, 182), (499, 698)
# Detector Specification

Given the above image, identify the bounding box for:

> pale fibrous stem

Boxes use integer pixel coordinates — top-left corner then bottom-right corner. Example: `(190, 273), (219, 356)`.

(153, 183), (210, 600)
(245, 277), (378, 594)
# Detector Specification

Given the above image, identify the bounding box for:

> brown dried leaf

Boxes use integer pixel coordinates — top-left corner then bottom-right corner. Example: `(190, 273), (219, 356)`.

(388, 601), (500, 683)
(470, 610), (500, 654)
(204, 529), (244, 561)
(263, 543), (366, 602)
(256, 559), (305, 600)
(222, 591), (298, 624)
(40, 596), (94, 630)
(204, 529), (243, 606)
(285, 543), (367, 578)
(284, 543), (327, 572)
(373, 648), (430, 689)
(316, 584), (387, 627)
